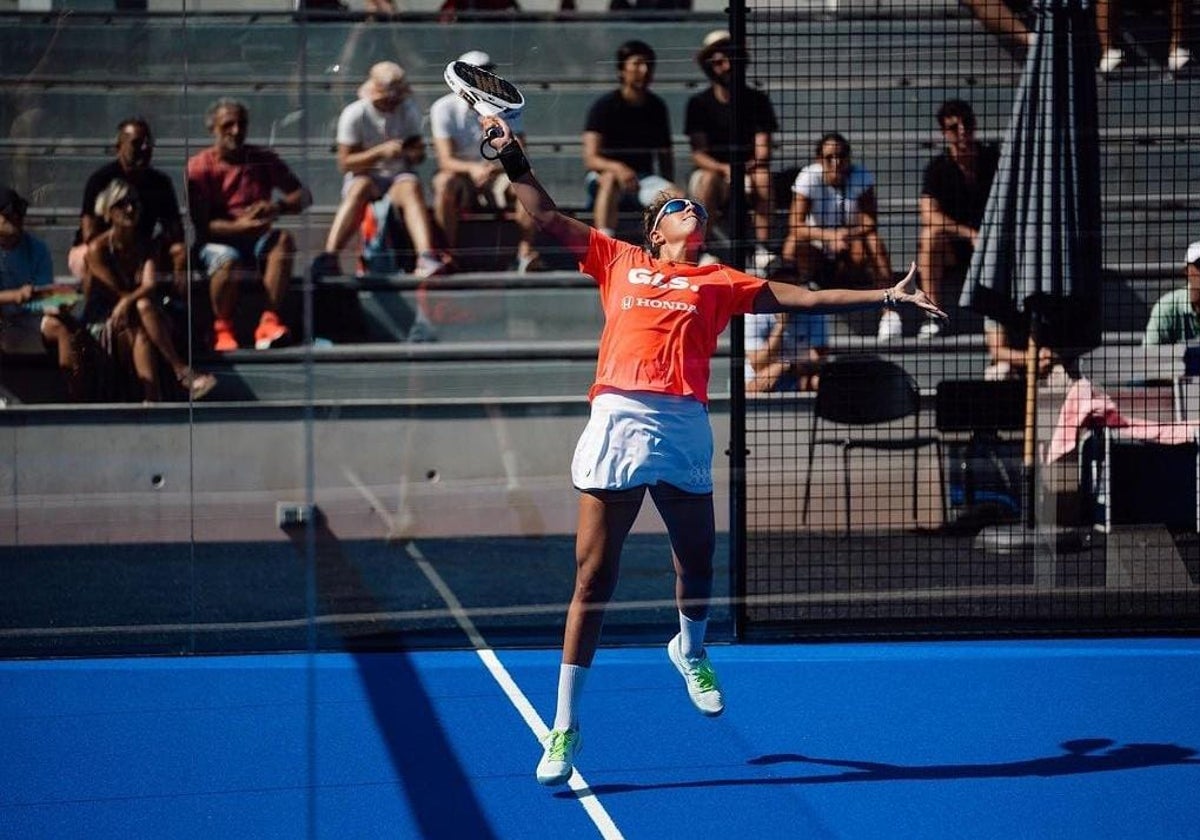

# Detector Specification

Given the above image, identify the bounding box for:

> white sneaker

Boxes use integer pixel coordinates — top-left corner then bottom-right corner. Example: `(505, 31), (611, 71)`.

(917, 319), (943, 340)
(667, 634), (724, 717)
(877, 309), (903, 342)
(1098, 47), (1125, 74)
(1168, 47), (1193, 72)
(536, 727), (581, 786)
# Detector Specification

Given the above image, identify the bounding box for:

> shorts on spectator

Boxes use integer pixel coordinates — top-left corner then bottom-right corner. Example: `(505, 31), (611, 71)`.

(195, 230), (284, 277)
(686, 169), (752, 207)
(584, 171), (677, 210)
(343, 171), (420, 200)
(571, 387), (714, 494)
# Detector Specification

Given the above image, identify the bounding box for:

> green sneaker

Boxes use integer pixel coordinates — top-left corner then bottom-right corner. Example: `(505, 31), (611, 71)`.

(667, 634), (725, 717)
(536, 727), (582, 786)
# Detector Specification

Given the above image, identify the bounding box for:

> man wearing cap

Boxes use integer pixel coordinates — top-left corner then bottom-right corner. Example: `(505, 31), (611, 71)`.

(430, 51), (540, 272)
(581, 40), (681, 238)
(1144, 242), (1200, 345)
(312, 61), (450, 283)
(685, 30), (778, 269)
(0, 185), (80, 397)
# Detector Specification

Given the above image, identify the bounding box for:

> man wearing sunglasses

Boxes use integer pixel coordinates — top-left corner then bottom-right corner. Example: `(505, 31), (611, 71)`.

(68, 118), (187, 297)
(479, 114), (947, 787)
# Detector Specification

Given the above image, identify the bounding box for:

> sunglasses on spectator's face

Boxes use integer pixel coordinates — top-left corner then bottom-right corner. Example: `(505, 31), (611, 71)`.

(652, 198), (708, 233)
(114, 198), (139, 212)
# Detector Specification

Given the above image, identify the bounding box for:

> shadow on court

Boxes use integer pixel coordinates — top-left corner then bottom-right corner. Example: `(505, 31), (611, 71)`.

(563, 739), (1199, 796)
(287, 512), (499, 840)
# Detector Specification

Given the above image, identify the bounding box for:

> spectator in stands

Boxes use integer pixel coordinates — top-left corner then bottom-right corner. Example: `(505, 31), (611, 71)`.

(1097, 0), (1192, 74)
(581, 40), (681, 238)
(68, 118), (186, 297)
(431, 51), (541, 272)
(685, 29), (778, 271)
(187, 98), (312, 352)
(1143, 241), (1200, 345)
(85, 180), (217, 402)
(744, 264), (828, 393)
(311, 62), (450, 283)
(0, 185), (80, 395)
(917, 99), (1000, 338)
(782, 132), (900, 342)
(983, 319), (1066, 384)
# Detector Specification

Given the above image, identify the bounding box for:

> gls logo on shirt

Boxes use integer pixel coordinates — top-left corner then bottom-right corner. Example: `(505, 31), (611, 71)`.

(626, 267), (699, 293)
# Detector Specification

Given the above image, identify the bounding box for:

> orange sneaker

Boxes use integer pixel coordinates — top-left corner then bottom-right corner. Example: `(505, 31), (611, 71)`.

(213, 319), (238, 352)
(254, 310), (291, 350)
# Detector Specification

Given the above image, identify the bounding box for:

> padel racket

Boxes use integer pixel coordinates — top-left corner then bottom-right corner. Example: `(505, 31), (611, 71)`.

(443, 60), (525, 138)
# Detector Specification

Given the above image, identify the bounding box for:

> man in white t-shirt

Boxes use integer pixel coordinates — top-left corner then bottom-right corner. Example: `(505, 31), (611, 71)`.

(311, 61), (450, 280)
(430, 51), (540, 272)
(782, 132), (899, 341)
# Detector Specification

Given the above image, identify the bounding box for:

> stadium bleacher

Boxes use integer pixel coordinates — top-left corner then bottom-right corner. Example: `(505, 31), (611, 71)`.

(0, 4), (1196, 404)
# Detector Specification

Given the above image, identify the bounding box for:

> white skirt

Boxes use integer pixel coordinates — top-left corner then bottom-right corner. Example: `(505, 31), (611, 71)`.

(571, 389), (714, 494)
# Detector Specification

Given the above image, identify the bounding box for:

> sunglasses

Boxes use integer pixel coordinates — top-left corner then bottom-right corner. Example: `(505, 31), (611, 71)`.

(652, 198), (708, 233)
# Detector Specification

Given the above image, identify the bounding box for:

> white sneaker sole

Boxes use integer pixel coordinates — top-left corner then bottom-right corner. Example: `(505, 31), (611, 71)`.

(667, 635), (725, 717)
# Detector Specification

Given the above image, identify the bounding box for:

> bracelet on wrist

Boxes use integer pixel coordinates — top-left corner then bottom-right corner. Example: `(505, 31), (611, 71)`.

(883, 288), (896, 308)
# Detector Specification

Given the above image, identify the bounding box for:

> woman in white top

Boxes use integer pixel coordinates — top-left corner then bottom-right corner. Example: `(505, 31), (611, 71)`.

(782, 132), (901, 340)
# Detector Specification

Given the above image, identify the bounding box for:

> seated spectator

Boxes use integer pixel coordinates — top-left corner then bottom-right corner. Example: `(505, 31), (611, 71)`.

(85, 180), (216, 402)
(917, 99), (1000, 338)
(1144, 241), (1200, 345)
(311, 62), (450, 282)
(744, 266), (828, 393)
(0, 185), (80, 398)
(1097, 0), (1192, 74)
(430, 51), (540, 272)
(782, 132), (899, 342)
(187, 98), (312, 351)
(686, 30), (778, 270)
(68, 117), (186, 297)
(983, 318), (1068, 386)
(582, 40), (681, 238)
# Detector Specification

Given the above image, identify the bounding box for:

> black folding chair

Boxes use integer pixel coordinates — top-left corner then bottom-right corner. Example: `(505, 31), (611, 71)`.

(802, 355), (947, 536)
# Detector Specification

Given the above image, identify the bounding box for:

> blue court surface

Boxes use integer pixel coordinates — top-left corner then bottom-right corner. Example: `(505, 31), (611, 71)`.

(4, 638), (1200, 839)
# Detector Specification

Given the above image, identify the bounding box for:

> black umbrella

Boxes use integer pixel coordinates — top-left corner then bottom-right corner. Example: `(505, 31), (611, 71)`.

(960, 0), (1104, 531)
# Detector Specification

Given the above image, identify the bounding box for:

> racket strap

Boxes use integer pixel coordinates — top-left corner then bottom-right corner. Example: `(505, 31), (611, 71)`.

(498, 140), (531, 180)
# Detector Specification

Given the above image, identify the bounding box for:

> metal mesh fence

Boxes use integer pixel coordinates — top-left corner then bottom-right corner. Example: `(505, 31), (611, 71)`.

(735, 0), (1200, 637)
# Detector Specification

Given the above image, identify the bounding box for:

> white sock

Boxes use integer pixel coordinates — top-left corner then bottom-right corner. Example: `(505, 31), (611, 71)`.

(679, 612), (708, 659)
(553, 664), (588, 731)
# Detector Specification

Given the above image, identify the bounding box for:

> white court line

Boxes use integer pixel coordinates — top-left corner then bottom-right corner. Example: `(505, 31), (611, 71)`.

(346, 469), (624, 839)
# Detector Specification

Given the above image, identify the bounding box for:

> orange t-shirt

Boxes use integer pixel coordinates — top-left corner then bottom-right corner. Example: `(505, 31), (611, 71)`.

(579, 230), (767, 405)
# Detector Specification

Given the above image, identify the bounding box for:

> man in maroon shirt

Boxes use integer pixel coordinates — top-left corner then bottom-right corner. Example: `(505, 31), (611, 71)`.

(187, 98), (312, 351)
